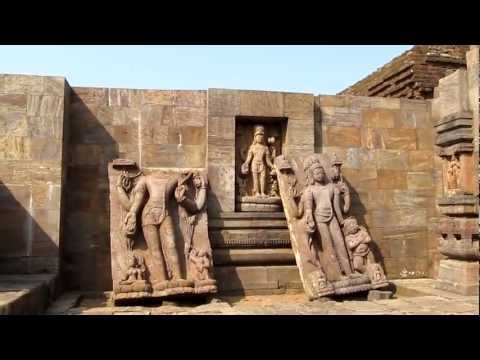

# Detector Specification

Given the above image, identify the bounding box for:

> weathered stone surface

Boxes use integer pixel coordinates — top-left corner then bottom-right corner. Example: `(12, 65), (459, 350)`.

(4, 75), (44, 94)
(208, 89), (240, 116)
(284, 93), (314, 117)
(316, 95), (347, 107)
(0, 94), (27, 110)
(361, 128), (385, 149)
(408, 150), (434, 171)
(416, 129), (435, 150)
(383, 128), (417, 150)
(436, 259), (479, 295)
(377, 170), (407, 189)
(175, 106), (206, 126)
(0, 112), (29, 137)
(372, 208), (427, 229)
(72, 87), (108, 105)
(375, 150), (408, 170)
(175, 90), (206, 108)
(26, 95), (64, 117)
(212, 249), (296, 266)
(362, 109), (398, 128)
(367, 290), (394, 301)
(239, 91), (284, 117)
(141, 105), (174, 126)
(407, 172), (434, 190)
(285, 118), (315, 147)
(320, 107), (362, 128)
(325, 126), (361, 147)
(141, 90), (175, 106)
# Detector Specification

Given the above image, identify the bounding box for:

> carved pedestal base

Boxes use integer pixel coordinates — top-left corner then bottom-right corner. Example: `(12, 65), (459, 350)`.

(194, 279), (218, 294)
(237, 196), (283, 212)
(114, 279), (218, 302)
(114, 280), (153, 301)
(435, 259), (479, 295)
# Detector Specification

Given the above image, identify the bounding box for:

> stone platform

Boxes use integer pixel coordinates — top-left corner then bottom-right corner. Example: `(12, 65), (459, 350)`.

(0, 274), (57, 315)
(45, 279), (479, 315)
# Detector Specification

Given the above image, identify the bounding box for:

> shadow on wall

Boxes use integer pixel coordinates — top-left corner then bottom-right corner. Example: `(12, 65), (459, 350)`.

(344, 178), (386, 275)
(61, 92), (119, 292)
(0, 180), (58, 275)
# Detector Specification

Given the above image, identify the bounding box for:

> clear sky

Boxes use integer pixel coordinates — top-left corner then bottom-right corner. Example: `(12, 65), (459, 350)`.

(0, 45), (412, 95)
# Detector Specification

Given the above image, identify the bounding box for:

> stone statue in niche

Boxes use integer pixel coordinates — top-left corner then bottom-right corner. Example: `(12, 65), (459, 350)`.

(446, 155), (461, 192)
(108, 159), (217, 303)
(275, 153), (389, 300)
(241, 125), (275, 197)
(237, 124), (283, 212)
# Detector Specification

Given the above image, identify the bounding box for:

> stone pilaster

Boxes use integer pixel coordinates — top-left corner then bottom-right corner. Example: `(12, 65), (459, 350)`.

(431, 56), (479, 295)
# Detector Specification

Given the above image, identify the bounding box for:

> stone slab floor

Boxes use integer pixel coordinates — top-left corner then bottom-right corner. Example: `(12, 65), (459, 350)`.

(45, 279), (479, 315)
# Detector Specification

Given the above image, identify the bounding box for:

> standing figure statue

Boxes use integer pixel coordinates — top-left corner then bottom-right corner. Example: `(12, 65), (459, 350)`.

(303, 157), (353, 278)
(446, 155), (461, 191)
(241, 125), (275, 197)
(124, 174), (191, 290)
(343, 217), (373, 274)
(176, 171), (208, 258)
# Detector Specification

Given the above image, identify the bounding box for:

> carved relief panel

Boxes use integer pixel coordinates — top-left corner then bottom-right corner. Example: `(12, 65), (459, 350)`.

(275, 153), (389, 300)
(108, 159), (217, 303)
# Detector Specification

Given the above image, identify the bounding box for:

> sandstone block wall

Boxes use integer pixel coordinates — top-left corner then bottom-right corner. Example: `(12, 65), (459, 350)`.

(0, 76), (442, 291)
(316, 95), (441, 279)
(0, 74), (70, 274)
(62, 87), (207, 290)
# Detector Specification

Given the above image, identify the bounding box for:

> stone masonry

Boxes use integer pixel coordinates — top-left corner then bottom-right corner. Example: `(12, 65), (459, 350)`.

(0, 46), (477, 299)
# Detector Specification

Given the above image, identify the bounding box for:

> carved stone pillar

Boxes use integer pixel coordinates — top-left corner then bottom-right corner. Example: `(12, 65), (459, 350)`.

(432, 49), (479, 295)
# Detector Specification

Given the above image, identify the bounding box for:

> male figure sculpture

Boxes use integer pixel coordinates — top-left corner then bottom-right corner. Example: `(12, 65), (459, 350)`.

(241, 125), (275, 197)
(303, 158), (353, 278)
(343, 217), (372, 274)
(124, 174), (189, 290)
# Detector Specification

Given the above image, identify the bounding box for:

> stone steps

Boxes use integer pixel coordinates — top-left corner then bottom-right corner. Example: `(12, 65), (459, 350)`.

(0, 274), (57, 315)
(208, 211), (297, 294)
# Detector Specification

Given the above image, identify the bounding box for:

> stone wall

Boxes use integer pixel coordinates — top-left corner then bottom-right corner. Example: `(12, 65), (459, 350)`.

(316, 95), (441, 279)
(62, 87), (207, 290)
(0, 74), (70, 274)
(0, 77), (441, 291)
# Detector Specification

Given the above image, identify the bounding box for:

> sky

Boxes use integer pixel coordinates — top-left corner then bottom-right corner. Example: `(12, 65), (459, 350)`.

(0, 45), (412, 95)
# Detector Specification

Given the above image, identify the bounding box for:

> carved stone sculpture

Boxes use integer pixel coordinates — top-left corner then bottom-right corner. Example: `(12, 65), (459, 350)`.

(275, 153), (389, 300)
(330, 153), (351, 214)
(237, 124), (282, 212)
(446, 155), (461, 192)
(108, 159), (217, 303)
(241, 125), (275, 197)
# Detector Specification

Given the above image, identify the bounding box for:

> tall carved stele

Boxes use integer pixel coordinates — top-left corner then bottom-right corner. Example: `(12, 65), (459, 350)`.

(108, 159), (217, 303)
(275, 153), (389, 300)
